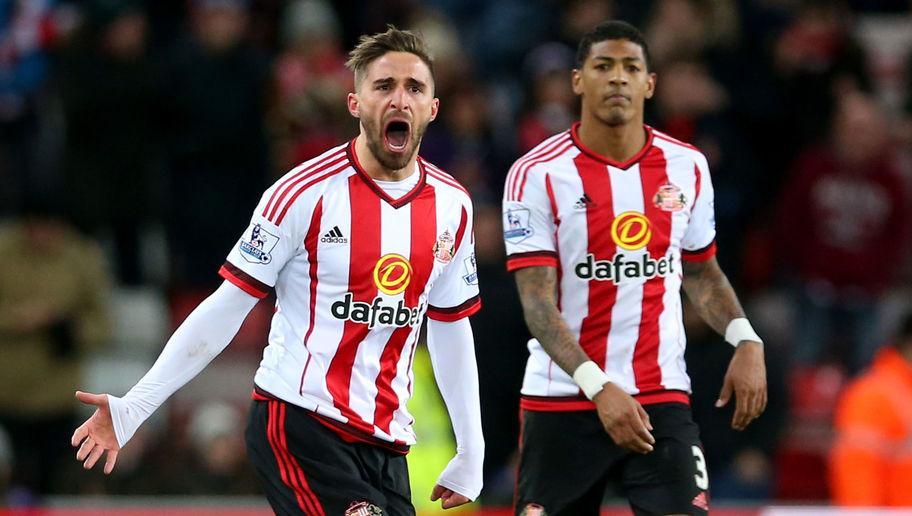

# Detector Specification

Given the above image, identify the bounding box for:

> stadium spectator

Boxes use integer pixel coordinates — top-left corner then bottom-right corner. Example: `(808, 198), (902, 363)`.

(516, 42), (577, 154)
(162, 0), (271, 289)
(58, 1), (165, 285)
(829, 311), (912, 506)
(182, 401), (260, 495)
(769, 0), (873, 161)
(269, 0), (352, 171)
(777, 92), (910, 371)
(0, 0), (69, 214)
(0, 198), (111, 497)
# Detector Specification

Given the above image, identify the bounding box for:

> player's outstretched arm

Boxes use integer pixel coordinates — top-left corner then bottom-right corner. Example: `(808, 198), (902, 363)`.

(682, 257), (767, 430)
(513, 266), (654, 453)
(426, 317), (484, 508)
(71, 280), (261, 473)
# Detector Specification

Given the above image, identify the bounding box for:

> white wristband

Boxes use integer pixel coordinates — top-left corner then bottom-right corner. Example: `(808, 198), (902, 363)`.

(572, 361), (610, 400)
(725, 318), (762, 347)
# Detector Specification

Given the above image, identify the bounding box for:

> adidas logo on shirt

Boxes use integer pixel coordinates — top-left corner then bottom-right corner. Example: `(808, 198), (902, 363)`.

(573, 193), (594, 211)
(321, 226), (348, 244)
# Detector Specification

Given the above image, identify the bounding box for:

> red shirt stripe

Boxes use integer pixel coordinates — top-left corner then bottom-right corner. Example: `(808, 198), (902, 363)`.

(505, 251), (560, 271)
(427, 295), (482, 321)
(633, 147), (672, 392)
(262, 147), (345, 219)
(274, 167), (346, 226)
(506, 133), (570, 201)
(373, 186), (437, 433)
(574, 154), (617, 369)
(516, 140), (574, 201)
(298, 197), (324, 395)
(265, 150), (347, 222)
(219, 263), (270, 298)
(324, 175), (381, 435)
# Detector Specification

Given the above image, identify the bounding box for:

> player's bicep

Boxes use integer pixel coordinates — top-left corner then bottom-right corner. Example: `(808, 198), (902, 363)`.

(513, 265), (559, 310)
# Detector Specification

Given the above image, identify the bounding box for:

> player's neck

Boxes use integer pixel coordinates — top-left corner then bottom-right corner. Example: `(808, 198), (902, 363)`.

(354, 134), (417, 182)
(577, 115), (647, 164)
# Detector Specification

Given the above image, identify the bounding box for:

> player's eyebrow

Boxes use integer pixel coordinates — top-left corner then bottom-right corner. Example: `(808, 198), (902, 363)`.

(591, 55), (644, 63)
(371, 77), (429, 91)
(405, 77), (428, 91)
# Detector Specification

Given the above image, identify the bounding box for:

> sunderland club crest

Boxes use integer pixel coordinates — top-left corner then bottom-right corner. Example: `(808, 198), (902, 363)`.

(433, 230), (456, 263)
(653, 183), (687, 212)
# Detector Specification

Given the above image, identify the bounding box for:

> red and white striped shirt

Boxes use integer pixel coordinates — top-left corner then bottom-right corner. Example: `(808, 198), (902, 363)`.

(220, 141), (481, 448)
(503, 123), (716, 411)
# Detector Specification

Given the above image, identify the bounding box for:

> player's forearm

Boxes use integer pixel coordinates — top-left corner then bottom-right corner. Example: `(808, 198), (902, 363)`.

(514, 266), (590, 376)
(681, 257), (746, 336)
(110, 281), (259, 446)
(426, 317), (484, 500)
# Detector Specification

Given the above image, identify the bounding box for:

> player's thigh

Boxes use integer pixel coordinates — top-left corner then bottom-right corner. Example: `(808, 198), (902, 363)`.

(621, 403), (709, 516)
(379, 454), (414, 516)
(515, 409), (617, 516)
(245, 400), (393, 515)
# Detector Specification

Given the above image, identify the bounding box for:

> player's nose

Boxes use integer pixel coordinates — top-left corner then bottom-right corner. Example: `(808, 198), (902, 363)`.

(389, 86), (410, 111)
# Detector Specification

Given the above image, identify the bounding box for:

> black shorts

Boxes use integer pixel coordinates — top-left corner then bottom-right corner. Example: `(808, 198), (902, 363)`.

(245, 399), (414, 516)
(515, 402), (709, 516)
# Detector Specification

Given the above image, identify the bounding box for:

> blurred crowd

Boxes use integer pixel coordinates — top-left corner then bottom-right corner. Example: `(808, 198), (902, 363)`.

(2, 0), (912, 508)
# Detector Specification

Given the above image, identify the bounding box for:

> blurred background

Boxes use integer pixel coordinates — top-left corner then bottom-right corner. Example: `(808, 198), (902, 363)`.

(1, 0), (912, 513)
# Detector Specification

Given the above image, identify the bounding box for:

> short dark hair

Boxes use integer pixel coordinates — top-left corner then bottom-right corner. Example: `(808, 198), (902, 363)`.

(575, 20), (650, 70)
(346, 25), (434, 88)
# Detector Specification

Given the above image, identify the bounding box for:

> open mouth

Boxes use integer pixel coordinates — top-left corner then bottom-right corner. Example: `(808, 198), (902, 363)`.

(383, 119), (411, 153)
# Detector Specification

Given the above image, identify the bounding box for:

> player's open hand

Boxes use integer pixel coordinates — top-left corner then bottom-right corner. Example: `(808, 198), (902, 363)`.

(71, 391), (120, 474)
(430, 484), (471, 509)
(716, 341), (767, 430)
(593, 382), (655, 454)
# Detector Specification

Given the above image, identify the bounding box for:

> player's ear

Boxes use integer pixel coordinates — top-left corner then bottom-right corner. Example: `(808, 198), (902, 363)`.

(347, 92), (360, 118)
(571, 68), (583, 96)
(644, 72), (657, 100)
(429, 97), (439, 122)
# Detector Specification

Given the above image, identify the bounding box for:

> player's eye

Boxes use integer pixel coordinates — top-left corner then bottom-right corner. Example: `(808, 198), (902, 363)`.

(627, 65), (640, 72)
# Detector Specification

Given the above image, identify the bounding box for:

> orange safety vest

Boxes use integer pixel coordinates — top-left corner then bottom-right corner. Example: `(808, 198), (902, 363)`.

(829, 347), (912, 506)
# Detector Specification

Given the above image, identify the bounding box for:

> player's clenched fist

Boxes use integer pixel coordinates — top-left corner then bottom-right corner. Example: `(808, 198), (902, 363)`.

(592, 382), (655, 454)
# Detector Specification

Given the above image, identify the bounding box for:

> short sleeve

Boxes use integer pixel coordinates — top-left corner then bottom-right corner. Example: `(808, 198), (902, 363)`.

(503, 168), (558, 272)
(220, 188), (309, 298)
(426, 203), (481, 321)
(681, 156), (717, 262)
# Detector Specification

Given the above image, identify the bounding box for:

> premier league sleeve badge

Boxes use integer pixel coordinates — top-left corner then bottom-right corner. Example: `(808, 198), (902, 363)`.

(239, 223), (280, 264)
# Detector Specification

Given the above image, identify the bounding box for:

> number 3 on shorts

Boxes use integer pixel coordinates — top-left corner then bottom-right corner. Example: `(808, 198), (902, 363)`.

(691, 445), (709, 490)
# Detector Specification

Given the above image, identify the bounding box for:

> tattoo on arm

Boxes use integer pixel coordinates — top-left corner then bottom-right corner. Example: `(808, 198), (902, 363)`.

(681, 257), (746, 335)
(514, 266), (591, 376)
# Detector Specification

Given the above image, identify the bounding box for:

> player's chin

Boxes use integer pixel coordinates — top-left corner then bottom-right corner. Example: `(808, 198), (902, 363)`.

(376, 146), (415, 171)
(598, 108), (631, 127)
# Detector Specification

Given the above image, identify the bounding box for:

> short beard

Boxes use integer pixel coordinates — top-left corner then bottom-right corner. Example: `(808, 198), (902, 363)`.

(363, 117), (430, 172)
(601, 107), (629, 127)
